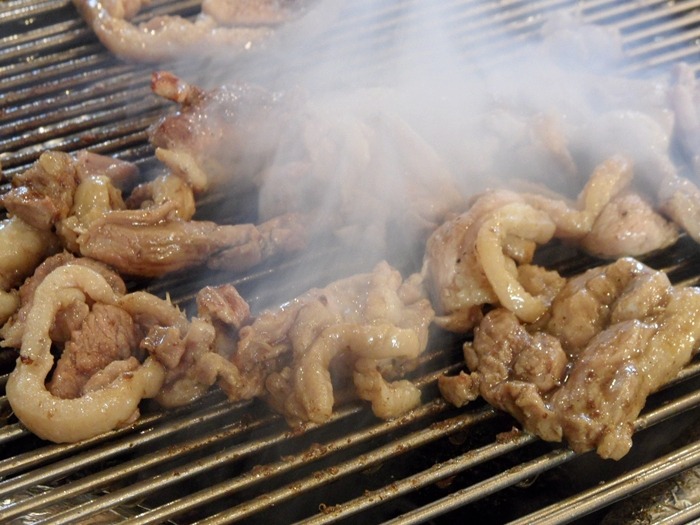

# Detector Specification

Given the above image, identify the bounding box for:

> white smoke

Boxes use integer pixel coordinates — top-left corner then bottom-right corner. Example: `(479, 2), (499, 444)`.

(176, 0), (691, 275)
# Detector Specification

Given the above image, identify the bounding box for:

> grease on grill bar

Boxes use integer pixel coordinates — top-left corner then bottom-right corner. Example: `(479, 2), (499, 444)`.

(2, 0), (700, 524)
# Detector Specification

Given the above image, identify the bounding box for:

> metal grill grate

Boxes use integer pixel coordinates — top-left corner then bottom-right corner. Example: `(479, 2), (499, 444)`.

(2, 1), (700, 523)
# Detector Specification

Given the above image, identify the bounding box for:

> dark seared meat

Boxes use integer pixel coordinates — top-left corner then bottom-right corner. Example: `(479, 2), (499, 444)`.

(450, 258), (700, 460)
(150, 71), (291, 194)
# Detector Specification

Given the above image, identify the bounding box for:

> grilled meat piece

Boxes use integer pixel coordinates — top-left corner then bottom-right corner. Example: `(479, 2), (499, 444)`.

(5, 264), (167, 443)
(2, 151), (138, 231)
(422, 191), (555, 332)
(72, 0), (310, 62)
(47, 303), (138, 399)
(0, 217), (60, 325)
(423, 156), (679, 333)
(4, 150), (308, 277)
(2, 254), (251, 442)
(580, 191), (678, 258)
(0, 252), (127, 349)
(234, 261), (434, 424)
(456, 258), (700, 460)
(658, 175), (700, 245)
(150, 71), (290, 194)
(150, 72), (466, 250)
(78, 210), (308, 277)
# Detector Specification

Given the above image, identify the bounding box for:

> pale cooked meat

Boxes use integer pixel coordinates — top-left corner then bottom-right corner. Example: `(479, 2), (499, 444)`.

(5, 264), (167, 443)
(234, 261), (434, 424)
(0, 217), (60, 324)
(580, 192), (678, 258)
(72, 0), (309, 62)
(5, 150), (309, 278)
(422, 155), (682, 334)
(77, 211), (307, 277)
(3, 256), (250, 442)
(458, 258), (700, 460)
(1, 151), (137, 231)
(196, 284), (251, 360)
(658, 175), (700, 244)
(197, 283), (251, 329)
(670, 63), (700, 176)
(437, 370), (479, 409)
(421, 190), (556, 332)
(150, 73), (466, 247)
(522, 155), (633, 239)
(546, 258), (673, 351)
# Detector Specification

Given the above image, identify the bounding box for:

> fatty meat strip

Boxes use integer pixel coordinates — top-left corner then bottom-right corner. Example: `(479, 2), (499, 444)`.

(1, 150), (308, 278)
(421, 156), (678, 333)
(3, 256), (433, 442)
(72, 0), (312, 62)
(439, 258), (700, 460)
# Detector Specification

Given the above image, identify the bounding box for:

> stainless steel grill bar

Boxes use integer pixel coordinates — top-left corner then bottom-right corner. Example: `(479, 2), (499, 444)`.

(0, 0), (70, 22)
(296, 427), (541, 525)
(10, 413), (281, 525)
(291, 362), (700, 525)
(0, 397), (242, 487)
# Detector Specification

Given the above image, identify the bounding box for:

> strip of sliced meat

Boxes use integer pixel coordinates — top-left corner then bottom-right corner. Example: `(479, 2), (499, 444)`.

(72, 0), (311, 62)
(77, 211), (308, 277)
(444, 258), (700, 460)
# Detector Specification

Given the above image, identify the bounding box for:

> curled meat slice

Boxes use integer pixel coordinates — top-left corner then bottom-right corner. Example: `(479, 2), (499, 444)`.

(456, 258), (700, 460)
(658, 175), (700, 244)
(475, 202), (556, 323)
(77, 211), (307, 277)
(5, 265), (166, 443)
(1, 252), (127, 349)
(237, 261), (434, 424)
(150, 73), (465, 249)
(72, 0), (310, 62)
(422, 190), (555, 332)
